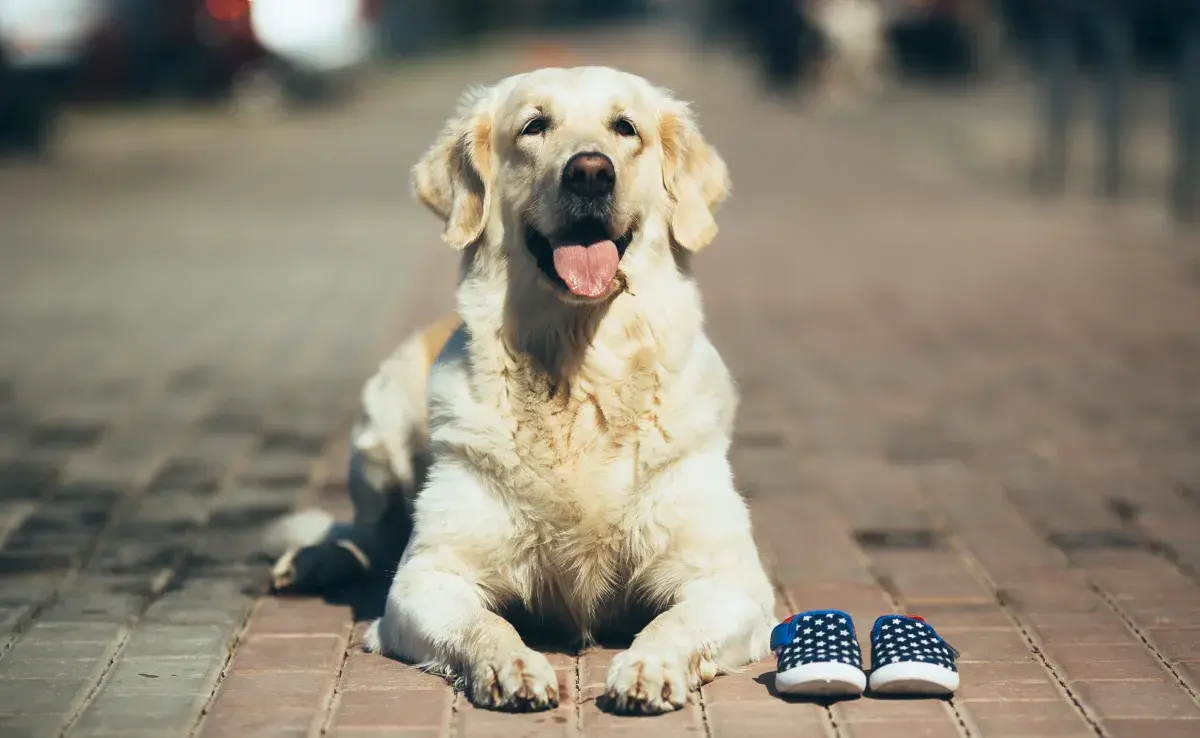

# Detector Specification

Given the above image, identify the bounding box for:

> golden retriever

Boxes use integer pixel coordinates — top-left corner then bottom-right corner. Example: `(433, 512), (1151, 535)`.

(265, 66), (776, 714)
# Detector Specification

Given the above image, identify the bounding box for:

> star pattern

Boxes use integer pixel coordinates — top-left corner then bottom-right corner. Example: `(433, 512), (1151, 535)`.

(869, 615), (959, 673)
(771, 610), (863, 673)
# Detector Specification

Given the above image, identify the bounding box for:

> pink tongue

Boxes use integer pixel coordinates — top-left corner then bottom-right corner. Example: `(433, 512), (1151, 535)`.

(551, 240), (619, 298)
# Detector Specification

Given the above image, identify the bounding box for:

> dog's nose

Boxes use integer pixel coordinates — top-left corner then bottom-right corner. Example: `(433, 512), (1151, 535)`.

(562, 152), (615, 198)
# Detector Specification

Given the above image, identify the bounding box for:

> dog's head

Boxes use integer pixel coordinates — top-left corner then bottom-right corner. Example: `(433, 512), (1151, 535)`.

(413, 66), (730, 305)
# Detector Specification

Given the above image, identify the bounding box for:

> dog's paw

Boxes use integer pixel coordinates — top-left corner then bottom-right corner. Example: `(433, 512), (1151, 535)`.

(270, 542), (369, 595)
(467, 648), (559, 712)
(601, 649), (693, 715)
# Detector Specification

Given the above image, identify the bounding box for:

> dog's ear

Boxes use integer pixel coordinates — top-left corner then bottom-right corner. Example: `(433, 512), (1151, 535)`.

(658, 96), (730, 251)
(413, 86), (496, 250)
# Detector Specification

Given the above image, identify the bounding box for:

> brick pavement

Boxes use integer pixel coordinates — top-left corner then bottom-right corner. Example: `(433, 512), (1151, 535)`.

(2, 27), (1200, 738)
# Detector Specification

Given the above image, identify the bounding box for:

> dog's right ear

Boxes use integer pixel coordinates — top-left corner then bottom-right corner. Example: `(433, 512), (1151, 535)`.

(412, 86), (496, 250)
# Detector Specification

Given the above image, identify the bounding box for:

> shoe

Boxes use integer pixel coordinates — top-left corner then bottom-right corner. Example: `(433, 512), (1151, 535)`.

(868, 614), (960, 695)
(771, 609), (866, 696)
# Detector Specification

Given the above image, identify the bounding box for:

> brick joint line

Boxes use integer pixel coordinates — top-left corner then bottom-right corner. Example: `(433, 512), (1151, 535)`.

(56, 390), (264, 737)
(572, 653), (582, 737)
(941, 529), (1110, 738)
(1086, 582), (1200, 704)
(771, 568), (844, 738)
(998, 485), (1200, 708)
(855, 539), (974, 738)
(1120, 493), (1200, 589)
(943, 696), (977, 738)
(185, 598), (261, 738)
(315, 620), (356, 737)
(0, 380), (234, 665)
(697, 674), (713, 738)
(448, 689), (461, 737)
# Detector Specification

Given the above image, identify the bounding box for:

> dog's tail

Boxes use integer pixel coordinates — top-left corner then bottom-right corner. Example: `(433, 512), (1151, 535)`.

(262, 508), (336, 558)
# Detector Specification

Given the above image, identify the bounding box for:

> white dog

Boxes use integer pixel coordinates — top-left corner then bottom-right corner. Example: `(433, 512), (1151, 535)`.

(266, 66), (775, 715)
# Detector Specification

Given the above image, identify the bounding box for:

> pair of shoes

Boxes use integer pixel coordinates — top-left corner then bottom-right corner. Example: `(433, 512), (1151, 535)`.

(771, 610), (959, 697)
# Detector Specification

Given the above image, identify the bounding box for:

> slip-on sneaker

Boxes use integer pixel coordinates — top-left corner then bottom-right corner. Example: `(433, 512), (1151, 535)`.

(868, 614), (960, 695)
(771, 609), (867, 697)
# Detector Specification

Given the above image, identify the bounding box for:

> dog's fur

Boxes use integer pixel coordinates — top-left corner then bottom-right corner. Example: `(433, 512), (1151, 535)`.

(265, 66), (775, 714)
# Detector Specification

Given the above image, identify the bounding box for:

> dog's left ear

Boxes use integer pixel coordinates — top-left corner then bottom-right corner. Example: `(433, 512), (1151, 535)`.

(412, 86), (496, 250)
(659, 97), (730, 251)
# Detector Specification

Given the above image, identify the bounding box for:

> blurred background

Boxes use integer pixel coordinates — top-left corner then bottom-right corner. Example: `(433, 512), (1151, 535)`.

(1, 0), (1200, 633)
(1, 1), (1196, 213)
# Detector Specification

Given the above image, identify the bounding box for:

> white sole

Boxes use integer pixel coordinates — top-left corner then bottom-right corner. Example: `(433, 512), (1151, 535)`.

(776, 661), (867, 697)
(869, 662), (960, 695)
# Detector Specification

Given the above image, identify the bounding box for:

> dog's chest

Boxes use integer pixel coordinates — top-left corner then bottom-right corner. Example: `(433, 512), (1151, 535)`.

(516, 483), (652, 637)
(508, 362), (677, 486)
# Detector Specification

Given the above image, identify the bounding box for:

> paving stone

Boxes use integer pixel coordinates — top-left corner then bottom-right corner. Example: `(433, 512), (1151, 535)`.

(69, 694), (208, 735)
(843, 722), (962, 738)
(0, 678), (89, 715)
(1146, 628), (1200, 661)
(227, 634), (344, 673)
(22, 622), (124, 642)
(37, 591), (149, 623)
(245, 597), (351, 637)
(962, 699), (1095, 736)
(101, 656), (223, 696)
(0, 603), (32, 636)
(119, 623), (233, 659)
(2, 638), (117, 663)
(0, 715), (67, 738)
(1103, 718), (1200, 738)
(837, 697), (950, 723)
(1071, 679), (1200, 719)
(0, 657), (110, 681)
(330, 689), (452, 730)
(195, 671), (333, 738)
(947, 628), (1037, 662)
(141, 578), (255, 626)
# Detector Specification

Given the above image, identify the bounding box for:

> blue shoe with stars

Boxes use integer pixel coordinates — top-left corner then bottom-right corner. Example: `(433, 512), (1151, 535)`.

(770, 609), (867, 696)
(867, 614), (960, 695)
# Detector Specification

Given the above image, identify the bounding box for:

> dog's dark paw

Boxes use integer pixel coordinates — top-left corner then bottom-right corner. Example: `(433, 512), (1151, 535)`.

(271, 542), (370, 595)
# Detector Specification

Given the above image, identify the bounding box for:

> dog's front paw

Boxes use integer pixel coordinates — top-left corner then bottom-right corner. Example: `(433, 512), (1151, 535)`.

(468, 648), (559, 712)
(601, 649), (692, 715)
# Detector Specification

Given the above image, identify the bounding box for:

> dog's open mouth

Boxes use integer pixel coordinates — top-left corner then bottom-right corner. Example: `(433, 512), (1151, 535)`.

(525, 218), (633, 300)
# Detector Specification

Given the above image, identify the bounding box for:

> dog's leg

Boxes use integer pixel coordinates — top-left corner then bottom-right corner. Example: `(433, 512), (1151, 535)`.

(603, 451), (775, 714)
(268, 317), (457, 594)
(270, 448), (412, 594)
(365, 463), (559, 712)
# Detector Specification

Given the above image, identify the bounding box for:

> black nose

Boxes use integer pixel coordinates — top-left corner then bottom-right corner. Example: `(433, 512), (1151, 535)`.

(562, 152), (615, 198)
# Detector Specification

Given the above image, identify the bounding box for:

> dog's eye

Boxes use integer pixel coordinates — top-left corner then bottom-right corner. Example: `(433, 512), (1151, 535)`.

(612, 117), (638, 138)
(520, 116), (549, 137)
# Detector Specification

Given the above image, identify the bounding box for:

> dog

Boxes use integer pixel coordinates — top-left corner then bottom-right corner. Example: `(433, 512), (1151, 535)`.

(265, 66), (776, 715)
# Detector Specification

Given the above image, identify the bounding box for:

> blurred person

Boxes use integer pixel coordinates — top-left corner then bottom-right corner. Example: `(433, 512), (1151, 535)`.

(248, 0), (374, 75)
(0, 0), (103, 154)
(1034, 0), (1134, 198)
(690, 0), (725, 52)
(234, 0), (376, 113)
(1173, 0), (1199, 222)
(885, 0), (1001, 77)
(809, 0), (886, 104)
(749, 0), (806, 95)
(108, 0), (180, 98)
